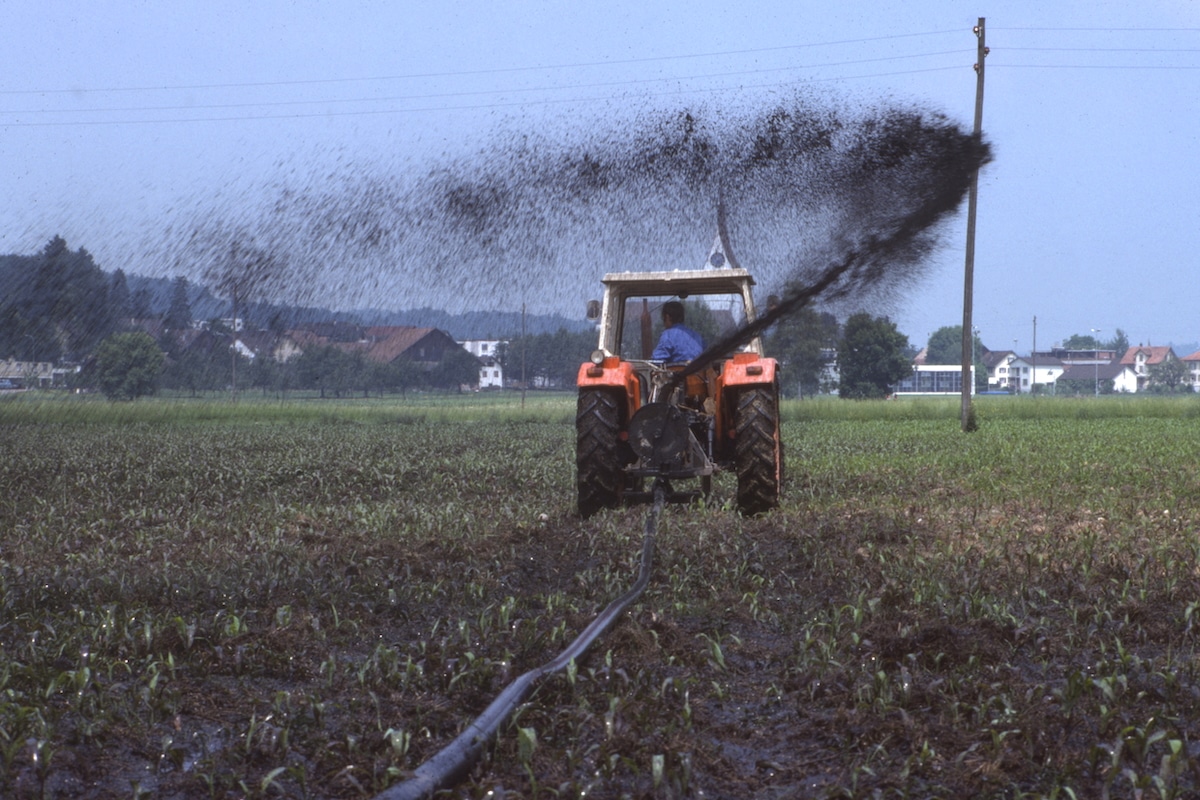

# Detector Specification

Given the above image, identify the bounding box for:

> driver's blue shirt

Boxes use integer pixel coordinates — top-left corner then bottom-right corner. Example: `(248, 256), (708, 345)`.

(652, 324), (704, 362)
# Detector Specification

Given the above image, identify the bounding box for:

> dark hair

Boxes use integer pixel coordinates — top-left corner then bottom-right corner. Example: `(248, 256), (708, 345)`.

(663, 301), (685, 324)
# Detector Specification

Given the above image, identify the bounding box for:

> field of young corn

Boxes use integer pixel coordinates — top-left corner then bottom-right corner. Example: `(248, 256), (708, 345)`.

(5, 393), (1200, 799)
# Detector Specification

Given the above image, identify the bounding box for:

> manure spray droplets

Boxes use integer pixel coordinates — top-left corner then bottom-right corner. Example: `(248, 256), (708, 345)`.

(174, 90), (990, 330)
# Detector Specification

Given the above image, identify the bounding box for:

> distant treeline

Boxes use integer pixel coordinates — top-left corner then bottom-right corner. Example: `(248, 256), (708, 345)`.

(0, 236), (590, 364)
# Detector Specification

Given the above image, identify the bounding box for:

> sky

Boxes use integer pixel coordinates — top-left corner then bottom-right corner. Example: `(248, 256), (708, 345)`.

(4, 1), (1199, 354)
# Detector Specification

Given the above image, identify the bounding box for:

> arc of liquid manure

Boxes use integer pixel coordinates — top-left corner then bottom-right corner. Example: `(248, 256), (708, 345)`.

(668, 164), (978, 392)
(665, 192), (851, 393)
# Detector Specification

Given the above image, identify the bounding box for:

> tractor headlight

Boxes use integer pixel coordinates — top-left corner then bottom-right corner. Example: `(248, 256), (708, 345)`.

(590, 350), (606, 366)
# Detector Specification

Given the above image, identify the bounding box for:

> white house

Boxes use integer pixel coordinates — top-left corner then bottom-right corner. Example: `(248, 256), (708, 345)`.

(985, 350), (1026, 392)
(1027, 355), (1065, 394)
(1110, 363), (1140, 394)
(1026, 346), (1126, 394)
(460, 339), (505, 389)
(985, 351), (1065, 394)
(997, 354), (1027, 392)
(0, 358), (56, 388)
(1057, 361), (1139, 394)
(1119, 345), (1178, 392)
(1183, 350), (1200, 392)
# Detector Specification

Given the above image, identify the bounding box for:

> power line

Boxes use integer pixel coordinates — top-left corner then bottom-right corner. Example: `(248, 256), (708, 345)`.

(7, 54), (1197, 128)
(1, 66), (972, 128)
(0, 29), (964, 97)
(992, 63), (1200, 70)
(991, 26), (1200, 32)
(5, 24), (1197, 98)
(1003, 46), (1200, 52)
(6, 24), (1199, 128)
(4, 49), (975, 118)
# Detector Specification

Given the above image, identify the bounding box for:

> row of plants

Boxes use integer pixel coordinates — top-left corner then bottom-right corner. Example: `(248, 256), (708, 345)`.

(4, 399), (1200, 796)
(7, 389), (1200, 427)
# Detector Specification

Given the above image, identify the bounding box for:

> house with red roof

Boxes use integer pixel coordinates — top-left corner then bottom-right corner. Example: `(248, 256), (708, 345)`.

(276, 323), (482, 390)
(1181, 350), (1200, 393)
(281, 323), (480, 382)
(1120, 345), (1178, 392)
(280, 323), (464, 367)
(361, 326), (463, 368)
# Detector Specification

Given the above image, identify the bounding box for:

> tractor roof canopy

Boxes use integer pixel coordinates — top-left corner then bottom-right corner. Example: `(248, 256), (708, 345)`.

(600, 268), (757, 300)
(594, 268), (764, 359)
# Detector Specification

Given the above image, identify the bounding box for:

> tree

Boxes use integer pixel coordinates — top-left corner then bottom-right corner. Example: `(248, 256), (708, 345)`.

(837, 313), (911, 399)
(430, 346), (483, 392)
(766, 308), (839, 398)
(1106, 328), (1130, 356)
(925, 325), (986, 392)
(1058, 376), (1112, 396)
(162, 348), (224, 397)
(1148, 357), (1189, 394)
(196, 234), (287, 400)
(1062, 333), (1102, 350)
(246, 354), (283, 398)
(295, 345), (360, 398)
(393, 359), (421, 396)
(129, 287), (153, 319)
(164, 276), (193, 331)
(20, 235), (117, 363)
(94, 332), (164, 400)
(109, 269), (131, 324)
(204, 241), (283, 334)
(548, 328), (596, 386)
(926, 325), (969, 364)
(502, 328), (595, 387)
(1063, 328), (1129, 355)
(359, 360), (398, 397)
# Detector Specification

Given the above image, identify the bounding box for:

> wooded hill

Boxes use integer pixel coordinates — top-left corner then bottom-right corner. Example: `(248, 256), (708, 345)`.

(0, 237), (590, 363)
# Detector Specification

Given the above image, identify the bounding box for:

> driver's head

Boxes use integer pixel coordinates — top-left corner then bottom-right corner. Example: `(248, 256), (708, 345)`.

(662, 301), (685, 327)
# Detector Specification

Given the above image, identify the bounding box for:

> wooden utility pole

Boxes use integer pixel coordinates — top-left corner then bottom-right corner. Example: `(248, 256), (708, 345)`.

(521, 303), (527, 410)
(1031, 316), (1037, 394)
(961, 17), (988, 431)
(230, 288), (239, 403)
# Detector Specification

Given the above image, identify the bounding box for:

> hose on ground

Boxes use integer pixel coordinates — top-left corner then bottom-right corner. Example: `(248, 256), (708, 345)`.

(374, 481), (668, 800)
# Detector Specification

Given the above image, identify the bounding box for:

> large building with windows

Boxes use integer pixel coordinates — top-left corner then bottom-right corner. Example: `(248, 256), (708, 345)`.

(893, 365), (975, 396)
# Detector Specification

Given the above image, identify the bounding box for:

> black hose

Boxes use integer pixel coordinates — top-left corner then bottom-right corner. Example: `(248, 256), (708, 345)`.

(374, 482), (668, 800)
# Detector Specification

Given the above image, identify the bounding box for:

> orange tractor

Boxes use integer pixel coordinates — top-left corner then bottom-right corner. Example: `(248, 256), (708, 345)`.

(575, 267), (783, 517)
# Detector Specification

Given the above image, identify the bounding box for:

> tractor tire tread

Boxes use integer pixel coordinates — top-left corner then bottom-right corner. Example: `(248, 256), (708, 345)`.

(734, 385), (782, 516)
(576, 389), (623, 517)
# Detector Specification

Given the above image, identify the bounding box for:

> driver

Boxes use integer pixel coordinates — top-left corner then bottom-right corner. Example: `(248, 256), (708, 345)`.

(651, 301), (704, 363)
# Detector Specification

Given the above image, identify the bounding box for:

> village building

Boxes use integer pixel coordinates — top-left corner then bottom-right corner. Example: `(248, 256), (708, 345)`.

(1057, 360), (1139, 394)
(0, 358), (56, 389)
(982, 350), (1066, 394)
(894, 364), (975, 396)
(1119, 345), (1177, 392)
(1183, 350), (1200, 393)
(460, 339), (505, 388)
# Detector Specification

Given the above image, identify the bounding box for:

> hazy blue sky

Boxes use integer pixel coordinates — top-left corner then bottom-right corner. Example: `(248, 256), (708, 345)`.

(4, 2), (1198, 353)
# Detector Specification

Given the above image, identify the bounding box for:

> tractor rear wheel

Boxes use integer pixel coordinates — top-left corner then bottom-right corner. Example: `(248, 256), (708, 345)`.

(576, 389), (624, 517)
(734, 385), (782, 515)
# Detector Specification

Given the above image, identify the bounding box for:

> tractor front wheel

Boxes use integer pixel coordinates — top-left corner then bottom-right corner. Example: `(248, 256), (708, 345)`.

(734, 385), (782, 515)
(576, 389), (624, 518)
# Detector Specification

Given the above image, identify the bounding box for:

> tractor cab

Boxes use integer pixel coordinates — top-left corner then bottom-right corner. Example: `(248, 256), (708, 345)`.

(576, 268), (782, 517)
